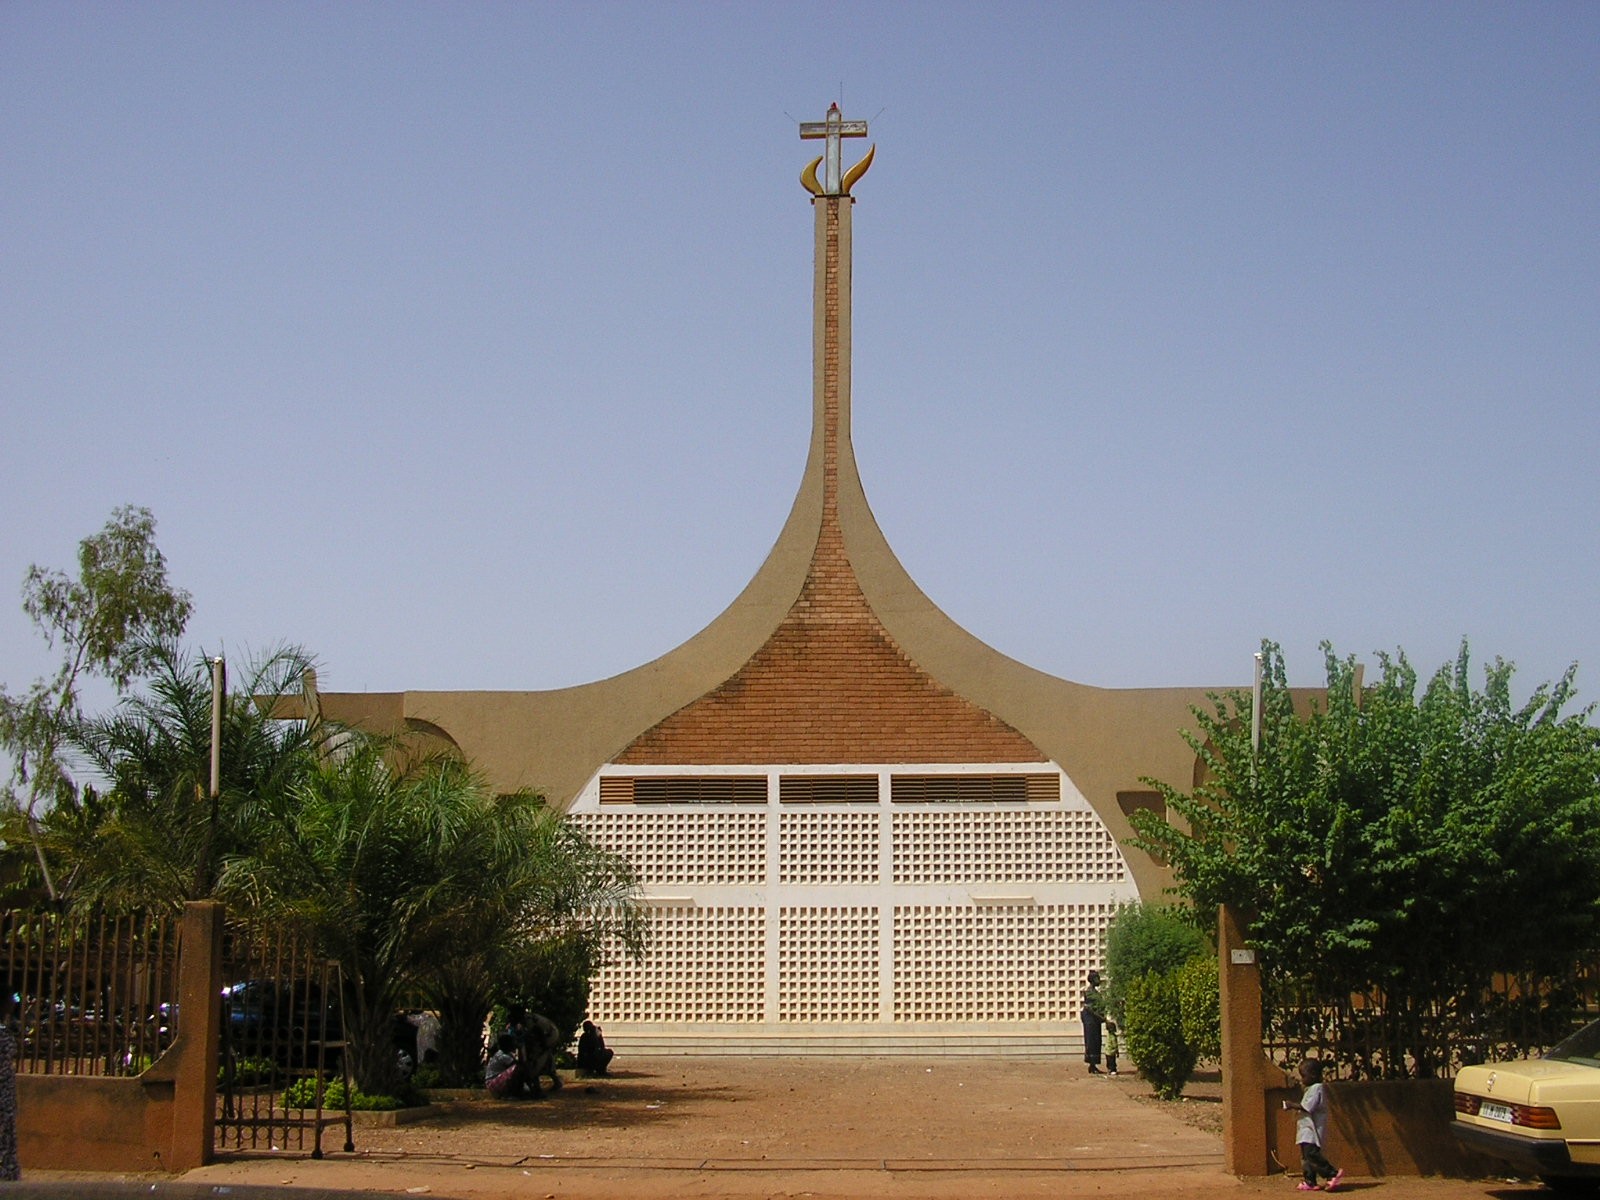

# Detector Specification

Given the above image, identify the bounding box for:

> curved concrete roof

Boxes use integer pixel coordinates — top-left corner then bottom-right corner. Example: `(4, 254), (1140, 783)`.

(317, 195), (1226, 902)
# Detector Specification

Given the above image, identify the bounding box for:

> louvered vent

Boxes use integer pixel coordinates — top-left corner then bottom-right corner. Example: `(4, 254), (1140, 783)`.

(779, 775), (878, 804)
(600, 776), (767, 805)
(891, 774), (1060, 804)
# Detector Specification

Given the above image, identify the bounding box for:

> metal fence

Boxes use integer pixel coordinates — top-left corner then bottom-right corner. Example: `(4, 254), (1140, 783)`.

(1263, 962), (1600, 1080)
(215, 917), (352, 1158)
(0, 907), (179, 1077)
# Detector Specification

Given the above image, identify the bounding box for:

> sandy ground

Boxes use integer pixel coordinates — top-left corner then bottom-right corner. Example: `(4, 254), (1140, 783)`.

(28, 1057), (1565, 1199)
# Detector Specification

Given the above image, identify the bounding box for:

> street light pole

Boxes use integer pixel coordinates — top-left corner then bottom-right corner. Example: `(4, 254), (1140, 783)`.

(1251, 650), (1264, 764)
(201, 655), (225, 895)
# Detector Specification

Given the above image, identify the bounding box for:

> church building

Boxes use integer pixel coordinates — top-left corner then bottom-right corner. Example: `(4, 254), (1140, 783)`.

(314, 107), (1221, 1054)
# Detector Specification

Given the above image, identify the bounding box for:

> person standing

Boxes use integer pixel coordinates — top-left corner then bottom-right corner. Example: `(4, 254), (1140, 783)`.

(1285, 1058), (1344, 1192)
(1081, 970), (1105, 1075)
(0, 993), (20, 1179)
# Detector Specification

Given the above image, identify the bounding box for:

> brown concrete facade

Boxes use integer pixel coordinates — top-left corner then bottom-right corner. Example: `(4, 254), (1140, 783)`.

(310, 185), (1224, 904)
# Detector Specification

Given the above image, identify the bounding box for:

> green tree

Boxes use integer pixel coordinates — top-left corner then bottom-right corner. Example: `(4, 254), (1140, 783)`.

(22, 642), (323, 910)
(0, 507), (191, 897)
(223, 739), (641, 1095)
(1131, 640), (1600, 1075)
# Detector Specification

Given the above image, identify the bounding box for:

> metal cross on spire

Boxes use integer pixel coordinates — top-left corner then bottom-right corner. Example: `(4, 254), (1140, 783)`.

(800, 103), (874, 197)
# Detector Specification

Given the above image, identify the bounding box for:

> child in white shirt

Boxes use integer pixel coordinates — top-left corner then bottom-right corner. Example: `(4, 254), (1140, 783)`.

(1285, 1058), (1344, 1192)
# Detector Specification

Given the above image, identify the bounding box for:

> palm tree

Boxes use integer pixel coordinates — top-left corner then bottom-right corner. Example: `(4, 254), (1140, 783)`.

(420, 792), (644, 1084)
(222, 737), (641, 1095)
(8, 642), (323, 912)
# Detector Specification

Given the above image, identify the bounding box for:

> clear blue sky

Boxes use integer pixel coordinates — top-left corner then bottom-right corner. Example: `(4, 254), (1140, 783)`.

(4, 2), (1597, 707)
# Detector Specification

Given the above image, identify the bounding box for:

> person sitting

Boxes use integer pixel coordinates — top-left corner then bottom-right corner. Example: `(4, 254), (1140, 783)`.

(484, 1032), (537, 1099)
(576, 1020), (614, 1077)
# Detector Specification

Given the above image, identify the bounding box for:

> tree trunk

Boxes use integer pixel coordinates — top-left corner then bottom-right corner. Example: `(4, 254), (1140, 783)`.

(435, 985), (492, 1087)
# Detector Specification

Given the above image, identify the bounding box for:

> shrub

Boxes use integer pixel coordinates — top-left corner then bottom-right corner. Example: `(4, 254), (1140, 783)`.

(1124, 967), (1199, 1100)
(221, 1055), (277, 1087)
(1102, 903), (1210, 1023)
(518, 942), (596, 1044)
(410, 1063), (445, 1090)
(281, 1076), (418, 1111)
(1176, 955), (1221, 1063)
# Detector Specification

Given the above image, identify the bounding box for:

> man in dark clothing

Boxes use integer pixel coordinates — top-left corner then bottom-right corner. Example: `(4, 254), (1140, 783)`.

(576, 1020), (614, 1076)
(1081, 970), (1105, 1074)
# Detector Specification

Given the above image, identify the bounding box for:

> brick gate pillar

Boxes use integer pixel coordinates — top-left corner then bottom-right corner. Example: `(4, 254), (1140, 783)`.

(169, 900), (223, 1169)
(1220, 903), (1280, 1175)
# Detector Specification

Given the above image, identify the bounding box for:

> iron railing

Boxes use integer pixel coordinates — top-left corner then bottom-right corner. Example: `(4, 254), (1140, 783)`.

(0, 908), (179, 1077)
(1263, 962), (1600, 1080)
(215, 917), (352, 1157)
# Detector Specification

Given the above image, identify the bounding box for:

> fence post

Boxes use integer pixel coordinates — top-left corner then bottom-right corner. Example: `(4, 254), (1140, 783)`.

(169, 900), (223, 1170)
(1220, 903), (1278, 1175)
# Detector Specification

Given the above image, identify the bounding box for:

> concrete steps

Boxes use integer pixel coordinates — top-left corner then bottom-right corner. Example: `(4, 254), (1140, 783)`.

(599, 1026), (1087, 1057)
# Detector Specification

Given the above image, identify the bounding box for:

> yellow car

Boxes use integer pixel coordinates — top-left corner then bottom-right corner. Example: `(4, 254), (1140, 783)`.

(1453, 1019), (1600, 1191)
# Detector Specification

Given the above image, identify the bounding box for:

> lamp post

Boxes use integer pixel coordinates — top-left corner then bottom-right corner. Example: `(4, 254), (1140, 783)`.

(199, 655), (224, 895)
(1251, 650), (1264, 764)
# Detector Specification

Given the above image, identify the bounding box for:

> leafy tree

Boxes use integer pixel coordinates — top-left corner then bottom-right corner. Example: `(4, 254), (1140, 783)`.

(18, 642), (323, 910)
(0, 507), (191, 896)
(1101, 903), (1210, 1024)
(1131, 640), (1600, 1075)
(223, 739), (641, 1095)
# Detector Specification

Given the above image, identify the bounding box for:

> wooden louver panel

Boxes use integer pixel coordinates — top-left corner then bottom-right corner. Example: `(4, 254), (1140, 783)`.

(779, 774), (879, 804)
(600, 776), (767, 805)
(891, 774), (1060, 804)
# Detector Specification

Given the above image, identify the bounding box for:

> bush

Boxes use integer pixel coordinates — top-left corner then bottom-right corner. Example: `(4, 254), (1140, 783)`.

(221, 1055), (277, 1087)
(1102, 903), (1210, 1023)
(410, 1063), (445, 1090)
(1176, 955), (1221, 1063)
(281, 1076), (419, 1111)
(1124, 968), (1199, 1100)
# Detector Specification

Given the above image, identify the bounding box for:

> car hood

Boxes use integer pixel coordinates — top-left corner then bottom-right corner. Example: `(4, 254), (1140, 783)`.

(1457, 1059), (1600, 1106)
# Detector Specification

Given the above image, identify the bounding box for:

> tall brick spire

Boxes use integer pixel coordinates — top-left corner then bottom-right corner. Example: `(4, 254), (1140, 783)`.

(615, 113), (1042, 766)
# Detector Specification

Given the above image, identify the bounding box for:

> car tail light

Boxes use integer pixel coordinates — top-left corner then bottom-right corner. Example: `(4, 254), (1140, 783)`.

(1515, 1106), (1562, 1130)
(1453, 1093), (1562, 1129)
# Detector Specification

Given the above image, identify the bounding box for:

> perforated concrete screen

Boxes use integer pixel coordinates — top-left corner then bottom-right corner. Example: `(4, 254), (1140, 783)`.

(572, 810), (767, 886)
(893, 904), (1115, 1022)
(778, 906), (880, 1021)
(590, 905), (766, 1023)
(892, 809), (1127, 885)
(570, 766), (1138, 1049)
(780, 810), (879, 885)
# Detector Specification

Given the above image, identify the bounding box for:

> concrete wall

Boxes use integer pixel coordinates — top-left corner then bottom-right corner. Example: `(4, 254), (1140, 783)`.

(17, 902), (220, 1173)
(18, 1074), (176, 1172)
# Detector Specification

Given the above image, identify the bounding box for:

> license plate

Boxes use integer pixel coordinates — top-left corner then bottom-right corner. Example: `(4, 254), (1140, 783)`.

(1480, 1101), (1515, 1124)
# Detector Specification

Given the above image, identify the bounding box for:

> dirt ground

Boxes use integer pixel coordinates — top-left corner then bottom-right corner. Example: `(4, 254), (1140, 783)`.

(30, 1057), (1565, 1199)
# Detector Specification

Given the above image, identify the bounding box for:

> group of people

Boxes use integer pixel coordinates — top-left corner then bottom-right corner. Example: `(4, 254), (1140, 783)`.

(484, 1006), (615, 1100)
(1079, 969), (1344, 1193)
